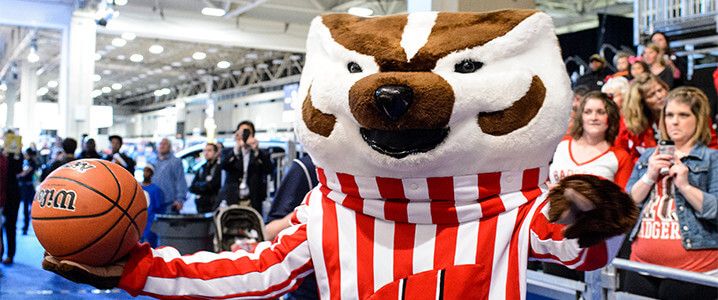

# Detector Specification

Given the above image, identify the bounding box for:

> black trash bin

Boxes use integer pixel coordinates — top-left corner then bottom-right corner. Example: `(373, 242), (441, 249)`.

(152, 213), (214, 254)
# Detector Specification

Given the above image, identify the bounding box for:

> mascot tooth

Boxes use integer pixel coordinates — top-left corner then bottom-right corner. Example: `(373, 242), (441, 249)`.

(92, 10), (638, 300)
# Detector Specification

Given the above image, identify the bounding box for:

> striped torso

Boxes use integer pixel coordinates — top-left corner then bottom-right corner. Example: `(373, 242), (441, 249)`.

(119, 166), (622, 300)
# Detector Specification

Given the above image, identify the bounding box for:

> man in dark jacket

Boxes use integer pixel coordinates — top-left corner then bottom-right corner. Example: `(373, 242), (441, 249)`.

(220, 121), (271, 215)
(190, 143), (222, 213)
(40, 137), (77, 181)
(104, 135), (135, 174)
(1, 130), (24, 264)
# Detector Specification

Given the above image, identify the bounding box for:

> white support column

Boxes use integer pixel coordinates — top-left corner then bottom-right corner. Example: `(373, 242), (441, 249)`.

(203, 77), (217, 142)
(20, 62), (38, 139)
(58, 10), (96, 139)
(4, 76), (19, 130)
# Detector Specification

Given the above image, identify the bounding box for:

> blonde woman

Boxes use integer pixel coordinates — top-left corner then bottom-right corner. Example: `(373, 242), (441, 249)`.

(616, 74), (669, 162)
(642, 43), (674, 88)
(624, 87), (718, 298)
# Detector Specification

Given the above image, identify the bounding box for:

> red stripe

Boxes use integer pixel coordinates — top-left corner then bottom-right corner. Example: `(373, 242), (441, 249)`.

(404, 270), (438, 300)
(336, 172), (360, 197)
(477, 172), (501, 199)
(321, 198), (342, 300)
(434, 224), (458, 269)
(506, 198), (537, 300)
(355, 212), (375, 299)
(476, 215), (499, 300)
(393, 222), (416, 281)
(378, 177), (408, 222)
(522, 168), (540, 190)
(479, 196), (506, 218)
(574, 241), (608, 271)
(317, 168), (328, 187)
(428, 177), (458, 224)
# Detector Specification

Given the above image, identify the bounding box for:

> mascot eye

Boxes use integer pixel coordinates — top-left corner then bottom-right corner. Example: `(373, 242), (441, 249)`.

(454, 60), (483, 73)
(347, 62), (363, 73)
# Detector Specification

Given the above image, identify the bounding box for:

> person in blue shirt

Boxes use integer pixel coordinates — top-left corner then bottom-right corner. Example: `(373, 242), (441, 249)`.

(141, 164), (165, 248)
(151, 138), (187, 213)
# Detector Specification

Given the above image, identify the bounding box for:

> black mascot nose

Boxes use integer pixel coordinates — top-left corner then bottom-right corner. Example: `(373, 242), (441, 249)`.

(373, 85), (414, 121)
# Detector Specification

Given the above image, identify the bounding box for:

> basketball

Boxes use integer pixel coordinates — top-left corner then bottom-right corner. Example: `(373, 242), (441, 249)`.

(31, 159), (147, 266)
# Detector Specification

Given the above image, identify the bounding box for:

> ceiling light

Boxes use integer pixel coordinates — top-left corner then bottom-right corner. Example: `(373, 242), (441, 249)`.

(121, 32), (135, 40)
(129, 54), (143, 62)
(153, 68), (163, 73)
(114, 0), (128, 6)
(149, 44), (164, 54)
(102, 86), (112, 93)
(47, 80), (58, 88)
(117, 55), (126, 60)
(196, 69), (206, 75)
(27, 47), (39, 63)
(91, 89), (103, 98)
(162, 65), (172, 71)
(217, 61), (231, 69)
(289, 54), (301, 61)
(243, 66), (255, 72)
(192, 52), (207, 60)
(348, 7), (373, 17)
(207, 47), (218, 53)
(182, 57), (192, 63)
(161, 78), (169, 84)
(112, 83), (122, 90)
(153, 89), (163, 96)
(257, 63), (268, 69)
(138, 74), (147, 79)
(245, 53), (258, 60)
(37, 87), (49, 96)
(171, 62), (182, 67)
(105, 45), (115, 51)
(232, 70), (241, 75)
(146, 70), (154, 75)
(272, 59), (283, 65)
(102, 70), (112, 75)
(93, 74), (102, 82)
(111, 38), (126, 47)
(201, 7), (226, 17)
(161, 88), (171, 95)
(95, 53), (102, 61)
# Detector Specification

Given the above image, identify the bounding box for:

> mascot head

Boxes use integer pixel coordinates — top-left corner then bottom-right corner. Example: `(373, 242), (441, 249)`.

(296, 10), (571, 178)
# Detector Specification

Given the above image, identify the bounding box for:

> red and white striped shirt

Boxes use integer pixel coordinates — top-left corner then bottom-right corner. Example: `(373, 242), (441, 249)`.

(118, 166), (623, 299)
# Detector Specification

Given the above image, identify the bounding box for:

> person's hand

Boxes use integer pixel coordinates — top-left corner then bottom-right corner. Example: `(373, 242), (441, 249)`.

(172, 200), (183, 212)
(42, 253), (124, 290)
(246, 136), (259, 150)
(647, 151), (673, 181)
(553, 188), (596, 225)
(669, 159), (690, 189)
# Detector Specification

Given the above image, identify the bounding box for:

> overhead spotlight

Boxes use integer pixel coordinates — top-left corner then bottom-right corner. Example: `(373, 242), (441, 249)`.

(95, 53), (102, 61)
(27, 39), (39, 63)
(192, 52), (206, 60)
(95, 4), (117, 27)
(102, 86), (112, 93)
(182, 57), (192, 63)
(257, 63), (268, 69)
(162, 65), (172, 71)
(105, 45), (115, 51)
(217, 61), (231, 69)
(91, 89), (103, 98)
(117, 55), (126, 60)
(272, 59), (283, 65)
(196, 69), (206, 75)
(111, 38), (126, 47)
(129, 54), (144, 62)
(149, 44), (164, 54)
(37, 87), (49, 96)
(102, 69), (112, 75)
(201, 7), (226, 17)
(114, 0), (128, 6)
(93, 74), (102, 82)
(207, 48), (218, 53)
(47, 80), (58, 88)
(289, 54), (301, 61)
(112, 83), (122, 90)
(348, 7), (373, 17)
(245, 53), (258, 60)
(231, 70), (241, 75)
(171, 62), (182, 67)
(121, 32), (136, 40)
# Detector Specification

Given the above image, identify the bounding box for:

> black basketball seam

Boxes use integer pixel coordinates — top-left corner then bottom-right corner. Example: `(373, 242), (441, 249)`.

(97, 161), (141, 234)
(46, 175), (138, 232)
(107, 207), (147, 264)
(43, 176), (140, 257)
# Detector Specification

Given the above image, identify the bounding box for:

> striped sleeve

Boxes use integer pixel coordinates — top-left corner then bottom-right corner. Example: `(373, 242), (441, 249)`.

(118, 222), (313, 299)
(527, 198), (624, 271)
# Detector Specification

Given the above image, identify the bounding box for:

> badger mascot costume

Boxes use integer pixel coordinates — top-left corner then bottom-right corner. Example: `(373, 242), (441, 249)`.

(44, 9), (637, 299)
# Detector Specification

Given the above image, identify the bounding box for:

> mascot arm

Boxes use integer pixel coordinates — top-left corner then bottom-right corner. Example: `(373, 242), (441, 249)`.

(528, 174), (638, 271)
(118, 222), (313, 299)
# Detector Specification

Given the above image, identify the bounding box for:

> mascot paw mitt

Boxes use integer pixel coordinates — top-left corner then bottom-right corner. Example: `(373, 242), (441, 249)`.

(47, 9), (638, 300)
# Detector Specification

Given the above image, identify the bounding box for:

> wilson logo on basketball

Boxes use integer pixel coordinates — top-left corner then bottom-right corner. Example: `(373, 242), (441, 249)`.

(61, 161), (96, 173)
(37, 189), (77, 211)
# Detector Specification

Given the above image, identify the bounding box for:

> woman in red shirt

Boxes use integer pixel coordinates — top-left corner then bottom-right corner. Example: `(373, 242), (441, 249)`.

(616, 73), (668, 162)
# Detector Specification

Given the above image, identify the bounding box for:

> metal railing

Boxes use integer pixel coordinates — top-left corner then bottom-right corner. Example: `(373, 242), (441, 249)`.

(527, 258), (718, 299)
(635, 0), (718, 44)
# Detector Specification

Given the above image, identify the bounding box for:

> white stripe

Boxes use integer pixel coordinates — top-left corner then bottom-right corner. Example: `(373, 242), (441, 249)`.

(412, 224), (436, 274)
(306, 190), (331, 300)
(500, 192), (530, 213)
(363, 198), (386, 220)
(488, 207), (519, 299)
(407, 201), (432, 223)
(401, 12), (438, 61)
(516, 193), (546, 300)
(454, 220), (479, 265)
(374, 219), (395, 292)
(538, 166), (549, 186)
(454, 174), (479, 201)
(402, 178), (429, 200)
(500, 170), (523, 194)
(455, 202), (482, 223)
(336, 203), (359, 299)
(355, 175), (382, 199)
(529, 231), (582, 262)
(144, 241), (311, 297)
(323, 171), (341, 193)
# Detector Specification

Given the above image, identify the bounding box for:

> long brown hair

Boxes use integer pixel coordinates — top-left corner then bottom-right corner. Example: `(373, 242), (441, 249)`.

(570, 91), (620, 144)
(659, 87), (712, 146)
(622, 73), (669, 134)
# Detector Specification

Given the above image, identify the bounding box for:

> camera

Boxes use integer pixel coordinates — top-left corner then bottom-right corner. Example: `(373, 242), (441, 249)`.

(241, 129), (251, 143)
(658, 139), (675, 175)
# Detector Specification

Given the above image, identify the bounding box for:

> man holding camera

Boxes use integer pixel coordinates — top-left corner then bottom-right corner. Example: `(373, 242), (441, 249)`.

(220, 121), (271, 215)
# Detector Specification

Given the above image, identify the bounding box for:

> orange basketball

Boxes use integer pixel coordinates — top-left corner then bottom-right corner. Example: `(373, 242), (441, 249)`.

(32, 159), (147, 266)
